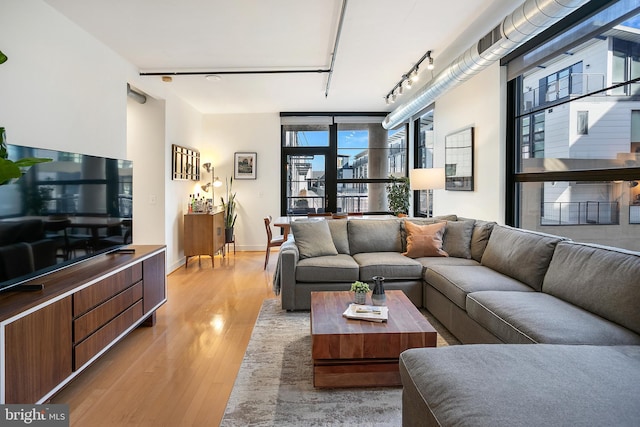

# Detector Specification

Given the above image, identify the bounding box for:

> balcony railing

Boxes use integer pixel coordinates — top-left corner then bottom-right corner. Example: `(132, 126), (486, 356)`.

(541, 201), (619, 225)
(522, 72), (605, 112)
(286, 195), (372, 215)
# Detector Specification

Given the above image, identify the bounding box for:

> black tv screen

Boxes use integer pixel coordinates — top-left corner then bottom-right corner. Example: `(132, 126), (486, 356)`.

(0, 144), (133, 292)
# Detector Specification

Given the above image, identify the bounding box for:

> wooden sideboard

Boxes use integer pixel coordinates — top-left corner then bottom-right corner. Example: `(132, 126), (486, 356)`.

(0, 245), (166, 403)
(184, 211), (225, 267)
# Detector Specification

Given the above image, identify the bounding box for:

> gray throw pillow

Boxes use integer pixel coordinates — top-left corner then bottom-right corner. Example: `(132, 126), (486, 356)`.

(470, 220), (496, 262)
(348, 219), (402, 254)
(327, 219), (350, 254)
(291, 220), (338, 259)
(442, 220), (474, 259)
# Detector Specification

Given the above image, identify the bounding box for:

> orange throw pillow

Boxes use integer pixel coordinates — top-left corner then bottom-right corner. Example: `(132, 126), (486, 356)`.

(403, 221), (449, 258)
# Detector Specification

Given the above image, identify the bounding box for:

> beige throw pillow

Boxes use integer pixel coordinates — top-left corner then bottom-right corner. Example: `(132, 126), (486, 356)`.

(403, 221), (448, 258)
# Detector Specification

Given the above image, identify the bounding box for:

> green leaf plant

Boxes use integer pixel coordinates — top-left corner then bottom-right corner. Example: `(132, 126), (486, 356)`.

(385, 175), (410, 216)
(220, 176), (237, 229)
(0, 127), (52, 185)
(350, 281), (371, 293)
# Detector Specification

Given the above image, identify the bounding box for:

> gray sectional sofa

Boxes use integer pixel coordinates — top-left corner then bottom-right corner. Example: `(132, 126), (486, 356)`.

(274, 215), (640, 426)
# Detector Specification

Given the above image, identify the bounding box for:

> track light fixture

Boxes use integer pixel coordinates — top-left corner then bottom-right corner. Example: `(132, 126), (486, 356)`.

(384, 50), (434, 104)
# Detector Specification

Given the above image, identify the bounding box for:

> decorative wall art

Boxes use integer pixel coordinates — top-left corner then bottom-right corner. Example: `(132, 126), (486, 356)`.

(234, 152), (257, 180)
(172, 144), (200, 181)
(445, 127), (474, 191)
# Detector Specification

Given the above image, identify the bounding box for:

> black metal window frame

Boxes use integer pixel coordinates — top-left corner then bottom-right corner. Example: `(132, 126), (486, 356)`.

(504, 0), (640, 227)
(280, 113), (408, 216)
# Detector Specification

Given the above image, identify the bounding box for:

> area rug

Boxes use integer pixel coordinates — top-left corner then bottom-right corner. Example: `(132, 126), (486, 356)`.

(221, 298), (457, 427)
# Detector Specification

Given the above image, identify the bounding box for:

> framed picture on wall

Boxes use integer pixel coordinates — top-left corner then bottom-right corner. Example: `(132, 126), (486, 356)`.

(234, 152), (257, 180)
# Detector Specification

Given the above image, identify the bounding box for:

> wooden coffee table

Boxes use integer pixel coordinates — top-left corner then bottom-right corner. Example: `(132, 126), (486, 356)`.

(310, 290), (437, 388)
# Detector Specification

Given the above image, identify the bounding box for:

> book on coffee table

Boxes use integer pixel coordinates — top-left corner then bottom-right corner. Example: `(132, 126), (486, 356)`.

(342, 304), (389, 322)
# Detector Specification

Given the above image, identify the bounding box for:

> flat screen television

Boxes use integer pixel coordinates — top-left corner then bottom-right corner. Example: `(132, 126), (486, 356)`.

(0, 144), (133, 292)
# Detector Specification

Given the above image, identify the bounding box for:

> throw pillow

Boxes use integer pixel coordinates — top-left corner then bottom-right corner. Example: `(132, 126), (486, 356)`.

(403, 221), (448, 258)
(290, 220), (338, 259)
(442, 220), (474, 259)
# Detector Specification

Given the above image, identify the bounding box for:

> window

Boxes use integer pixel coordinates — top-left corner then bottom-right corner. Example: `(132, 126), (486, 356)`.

(413, 108), (435, 216)
(612, 38), (640, 96)
(281, 114), (408, 215)
(519, 111), (545, 160)
(505, 1), (640, 251)
(577, 111), (589, 135)
(282, 121), (330, 214)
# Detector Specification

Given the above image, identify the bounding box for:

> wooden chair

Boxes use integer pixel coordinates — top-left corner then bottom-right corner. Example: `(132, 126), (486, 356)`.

(264, 216), (285, 270)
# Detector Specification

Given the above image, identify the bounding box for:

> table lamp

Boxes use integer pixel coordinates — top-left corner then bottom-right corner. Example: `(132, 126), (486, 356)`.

(410, 168), (445, 217)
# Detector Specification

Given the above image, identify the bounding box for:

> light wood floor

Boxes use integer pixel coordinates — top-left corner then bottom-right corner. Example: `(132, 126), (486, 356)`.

(51, 250), (277, 426)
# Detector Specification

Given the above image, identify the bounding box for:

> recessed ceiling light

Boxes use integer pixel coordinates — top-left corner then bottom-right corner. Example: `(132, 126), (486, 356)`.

(205, 75), (222, 82)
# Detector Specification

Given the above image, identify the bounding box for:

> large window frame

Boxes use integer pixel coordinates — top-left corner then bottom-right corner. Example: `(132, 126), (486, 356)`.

(504, 0), (640, 249)
(280, 113), (409, 216)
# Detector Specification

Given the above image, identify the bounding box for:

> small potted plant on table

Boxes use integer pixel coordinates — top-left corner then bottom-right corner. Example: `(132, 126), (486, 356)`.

(350, 281), (370, 305)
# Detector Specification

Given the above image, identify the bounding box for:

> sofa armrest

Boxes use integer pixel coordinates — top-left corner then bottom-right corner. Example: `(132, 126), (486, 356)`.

(279, 237), (299, 310)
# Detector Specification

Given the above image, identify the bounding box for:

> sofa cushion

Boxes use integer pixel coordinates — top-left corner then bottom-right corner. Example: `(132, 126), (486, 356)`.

(399, 344), (640, 427)
(0, 242), (35, 282)
(403, 221), (447, 258)
(442, 220), (474, 259)
(326, 219), (350, 254)
(295, 254), (359, 282)
(542, 241), (640, 335)
(466, 291), (640, 345)
(417, 257), (480, 269)
(290, 220), (338, 259)
(14, 219), (45, 242)
(480, 225), (565, 291)
(352, 252), (423, 281)
(347, 219), (402, 254)
(0, 223), (21, 246)
(425, 265), (535, 310)
(469, 219), (495, 262)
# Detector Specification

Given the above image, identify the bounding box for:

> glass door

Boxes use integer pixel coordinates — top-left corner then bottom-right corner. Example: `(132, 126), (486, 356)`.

(285, 154), (327, 215)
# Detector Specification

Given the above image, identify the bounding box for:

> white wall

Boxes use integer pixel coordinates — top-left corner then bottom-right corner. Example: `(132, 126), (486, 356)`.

(127, 95), (166, 247)
(202, 113), (281, 251)
(1, 0), (205, 274)
(433, 62), (506, 223)
(164, 97), (204, 271)
(0, 0), (133, 158)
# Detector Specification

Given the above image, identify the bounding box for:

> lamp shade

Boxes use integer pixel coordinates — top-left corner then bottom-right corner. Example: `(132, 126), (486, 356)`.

(410, 168), (445, 190)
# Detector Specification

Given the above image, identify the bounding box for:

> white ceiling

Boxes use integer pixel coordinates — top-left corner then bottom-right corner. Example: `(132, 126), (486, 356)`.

(44, 0), (524, 114)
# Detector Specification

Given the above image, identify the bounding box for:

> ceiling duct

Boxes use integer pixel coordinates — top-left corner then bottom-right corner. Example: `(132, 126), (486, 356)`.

(383, 0), (590, 129)
(127, 83), (147, 104)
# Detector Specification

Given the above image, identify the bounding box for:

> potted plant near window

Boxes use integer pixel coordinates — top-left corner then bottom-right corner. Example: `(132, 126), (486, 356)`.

(386, 175), (410, 216)
(220, 177), (237, 243)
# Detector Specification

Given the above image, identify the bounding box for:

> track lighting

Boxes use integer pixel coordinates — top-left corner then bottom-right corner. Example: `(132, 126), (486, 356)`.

(427, 55), (434, 70)
(384, 50), (433, 104)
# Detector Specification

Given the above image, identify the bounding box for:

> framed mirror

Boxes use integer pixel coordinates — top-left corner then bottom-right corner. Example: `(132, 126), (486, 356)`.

(445, 127), (474, 191)
(172, 144), (200, 181)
